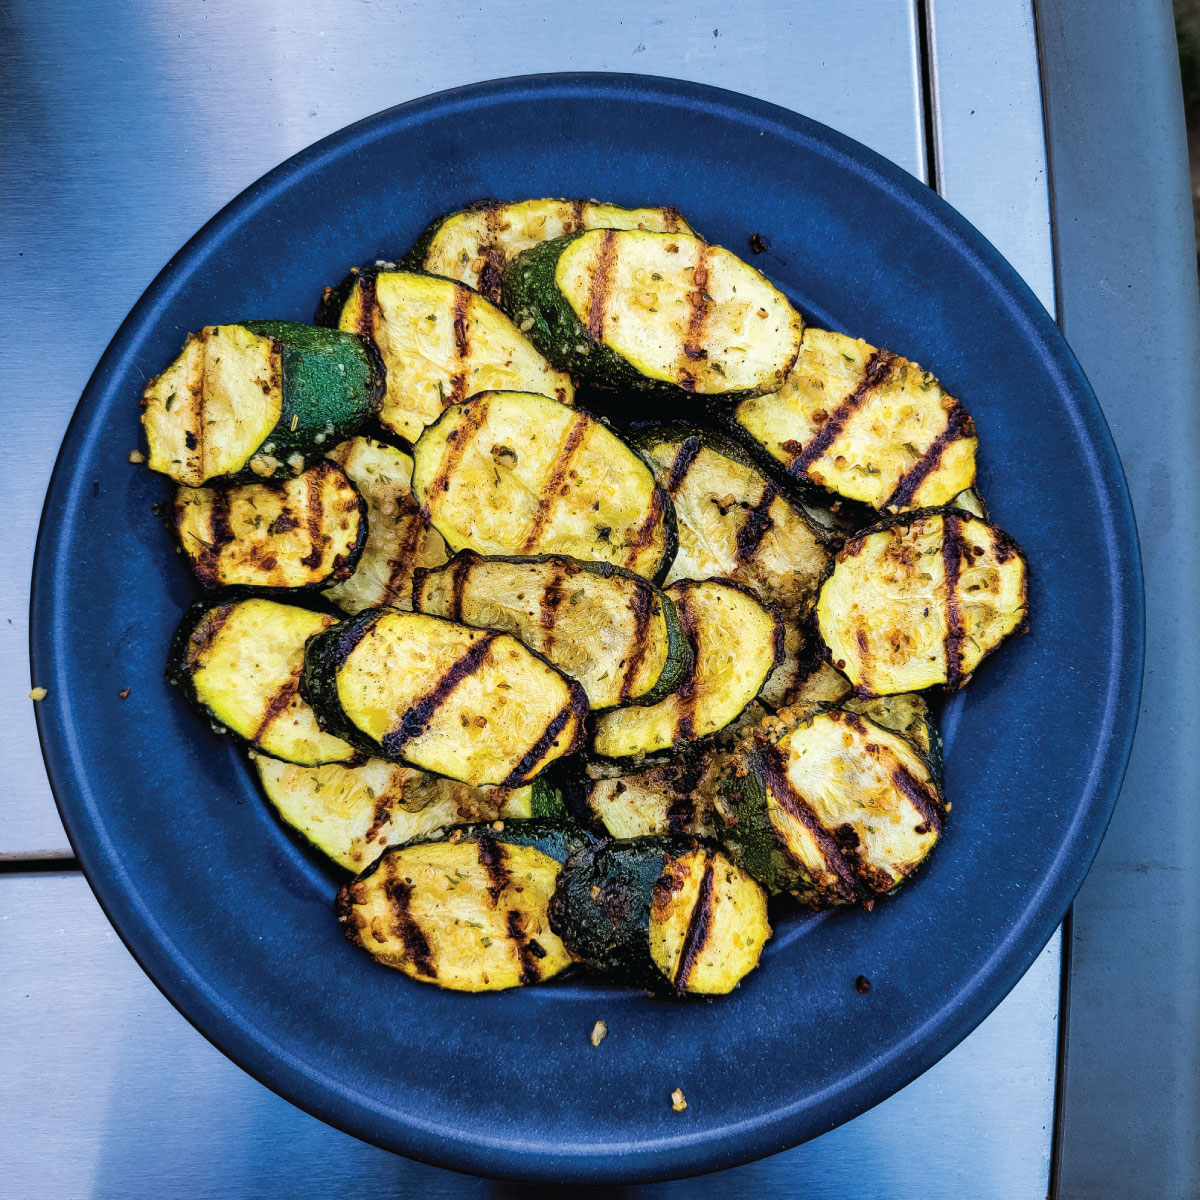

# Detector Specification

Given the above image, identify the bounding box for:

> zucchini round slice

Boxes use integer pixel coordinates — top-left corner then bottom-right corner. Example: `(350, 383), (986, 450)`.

(633, 425), (830, 613)
(413, 553), (691, 710)
(817, 509), (1028, 695)
(591, 579), (782, 759)
(167, 596), (357, 765)
(549, 837), (769, 994)
(733, 328), (978, 510)
(141, 321), (384, 486)
(336, 828), (573, 991)
(322, 436), (448, 613)
(328, 267), (573, 443)
(173, 460), (366, 590)
(411, 391), (676, 581)
(502, 229), (803, 396)
(253, 754), (557, 871)
(579, 751), (723, 840)
(719, 707), (945, 905)
(406, 199), (695, 303)
(303, 608), (588, 786)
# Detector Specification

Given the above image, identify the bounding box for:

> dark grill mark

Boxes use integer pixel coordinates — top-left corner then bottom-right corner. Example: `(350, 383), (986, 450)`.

(786, 349), (896, 477)
(538, 569), (565, 660)
(383, 875), (436, 978)
(890, 765), (945, 835)
(381, 633), (498, 755)
(884, 403), (976, 509)
(507, 908), (542, 984)
(476, 836), (509, 904)
(758, 745), (863, 901)
(187, 328), (211, 480)
(299, 465), (327, 569)
(424, 400), (488, 502)
(478, 206), (505, 302)
(379, 512), (428, 608)
(665, 787), (697, 834)
(623, 487), (666, 570)
(678, 246), (711, 391)
(187, 602), (237, 667)
(672, 858), (716, 993)
(355, 269), (379, 341)
(586, 230), (618, 340)
(362, 776), (402, 850)
(664, 436), (702, 496)
(518, 413), (590, 551)
(569, 199), (587, 233)
(672, 590), (702, 743)
(941, 514), (968, 690)
(197, 489), (234, 584)
(501, 699), (580, 787)
(445, 286), (472, 407)
(448, 554), (474, 621)
(252, 669), (303, 744)
(618, 582), (655, 703)
(734, 484), (777, 564)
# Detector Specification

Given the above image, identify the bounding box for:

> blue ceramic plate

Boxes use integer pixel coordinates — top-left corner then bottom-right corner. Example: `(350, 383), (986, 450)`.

(31, 74), (1142, 1183)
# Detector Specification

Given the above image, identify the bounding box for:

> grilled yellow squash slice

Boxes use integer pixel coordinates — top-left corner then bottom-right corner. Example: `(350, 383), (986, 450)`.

(817, 509), (1028, 694)
(734, 328), (978, 510)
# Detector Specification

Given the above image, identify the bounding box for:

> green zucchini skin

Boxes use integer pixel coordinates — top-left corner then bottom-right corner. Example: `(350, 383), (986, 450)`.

(412, 552), (693, 710)
(412, 819), (595, 866)
(237, 321), (385, 475)
(502, 233), (654, 393)
(297, 607), (384, 757)
(549, 835), (698, 989)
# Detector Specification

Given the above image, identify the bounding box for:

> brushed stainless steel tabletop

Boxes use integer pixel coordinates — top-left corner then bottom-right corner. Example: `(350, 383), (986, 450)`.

(2, 1), (1065, 1193)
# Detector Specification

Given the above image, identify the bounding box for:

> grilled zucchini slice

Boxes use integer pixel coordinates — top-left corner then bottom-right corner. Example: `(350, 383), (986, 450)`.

(502, 229), (803, 396)
(719, 707), (944, 905)
(322, 436), (448, 613)
(142, 321), (383, 486)
(173, 460), (366, 590)
(412, 553), (691, 710)
(303, 608), (588, 786)
(733, 328), (978, 510)
(168, 596), (356, 765)
(336, 824), (579, 991)
(633, 425), (830, 613)
(406, 199), (695, 303)
(326, 267), (574, 443)
(411, 391), (676, 582)
(549, 837), (769, 994)
(591, 579), (781, 758)
(817, 509), (1028, 694)
(577, 751), (723, 840)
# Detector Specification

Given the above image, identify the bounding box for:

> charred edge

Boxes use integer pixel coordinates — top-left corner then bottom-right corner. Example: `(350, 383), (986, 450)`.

(664, 435), (703, 496)
(445, 286), (472, 407)
(507, 909), (542, 984)
(448, 553), (474, 622)
(478, 206), (505, 302)
(618, 582), (656, 703)
(252, 669), (302, 744)
(673, 590), (702, 743)
(586, 229), (618, 340)
(300, 465), (327, 569)
(355, 268), (379, 342)
(758, 745), (863, 901)
(186, 602), (238, 668)
(519, 413), (590, 551)
(379, 512), (429, 608)
(884, 402), (975, 509)
(941, 513), (967, 690)
(426, 401), (488, 500)
(678, 247), (711, 391)
(734, 483), (777, 564)
(663, 206), (683, 234)
(787, 349), (896, 476)
(382, 875), (437, 978)
(673, 858), (716, 993)
(624, 487), (666, 569)
(321, 609), (379, 668)
(476, 835), (510, 904)
(500, 699), (580, 787)
(890, 764), (945, 835)
(664, 770), (700, 834)
(383, 632), (497, 753)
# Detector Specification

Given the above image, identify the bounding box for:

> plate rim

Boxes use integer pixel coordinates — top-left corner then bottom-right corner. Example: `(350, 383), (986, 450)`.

(28, 71), (1145, 1182)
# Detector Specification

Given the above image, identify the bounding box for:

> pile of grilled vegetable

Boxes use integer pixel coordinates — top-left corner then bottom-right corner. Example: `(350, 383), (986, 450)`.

(142, 198), (1028, 997)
